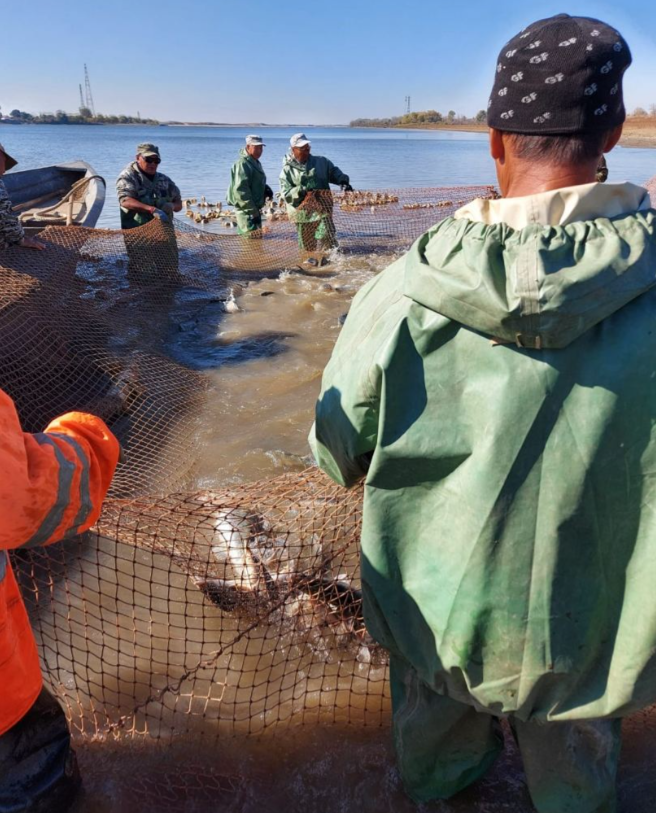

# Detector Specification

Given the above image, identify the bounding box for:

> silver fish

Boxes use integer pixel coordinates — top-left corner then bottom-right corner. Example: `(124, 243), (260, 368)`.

(193, 508), (285, 611)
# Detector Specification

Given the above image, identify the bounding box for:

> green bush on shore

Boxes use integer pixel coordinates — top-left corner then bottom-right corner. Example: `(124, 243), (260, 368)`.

(4, 108), (159, 125)
(351, 109), (487, 127)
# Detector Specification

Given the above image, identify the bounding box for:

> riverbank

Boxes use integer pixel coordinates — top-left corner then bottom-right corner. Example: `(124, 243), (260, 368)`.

(363, 117), (656, 148)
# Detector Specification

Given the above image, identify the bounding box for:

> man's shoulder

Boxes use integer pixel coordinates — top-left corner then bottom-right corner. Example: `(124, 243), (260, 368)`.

(234, 153), (255, 170)
(153, 169), (174, 182)
(344, 256), (412, 337)
(117, 162), (138, 179)
(116, 163), (142, 191)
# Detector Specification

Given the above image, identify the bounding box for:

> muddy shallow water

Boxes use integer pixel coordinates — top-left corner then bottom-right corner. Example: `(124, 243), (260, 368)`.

(70, 710), (656, 813)
(168, 248), (387, 487)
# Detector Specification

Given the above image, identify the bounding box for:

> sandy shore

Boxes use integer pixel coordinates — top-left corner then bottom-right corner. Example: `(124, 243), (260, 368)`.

(389, 117), (656, 149)
(617, 116), (656, 148)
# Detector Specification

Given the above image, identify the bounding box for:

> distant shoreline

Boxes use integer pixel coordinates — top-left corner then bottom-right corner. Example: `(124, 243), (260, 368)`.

(0, 120), (350, 129)
(351, 118), (656, 149)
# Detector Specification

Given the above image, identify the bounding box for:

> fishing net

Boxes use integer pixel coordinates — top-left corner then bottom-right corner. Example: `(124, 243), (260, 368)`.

(3, 186), (495, 748)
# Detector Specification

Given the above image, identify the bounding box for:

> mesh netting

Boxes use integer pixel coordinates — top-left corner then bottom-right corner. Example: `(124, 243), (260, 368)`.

(3, 186), (495, 746)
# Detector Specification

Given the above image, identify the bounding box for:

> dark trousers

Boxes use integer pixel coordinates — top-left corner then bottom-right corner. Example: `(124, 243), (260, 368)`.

(0, 688), (81, 813)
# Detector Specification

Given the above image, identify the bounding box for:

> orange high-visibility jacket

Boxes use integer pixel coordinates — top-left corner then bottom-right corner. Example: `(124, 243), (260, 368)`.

(0, 388), (119, 736)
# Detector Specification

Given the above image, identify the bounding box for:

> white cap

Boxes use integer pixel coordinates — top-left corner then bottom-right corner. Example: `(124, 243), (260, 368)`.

(290, 133), (311, 148)
(245, 134), (266, 146)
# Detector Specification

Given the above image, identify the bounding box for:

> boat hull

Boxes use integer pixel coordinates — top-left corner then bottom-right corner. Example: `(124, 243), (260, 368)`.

(5, 160), (105, 235)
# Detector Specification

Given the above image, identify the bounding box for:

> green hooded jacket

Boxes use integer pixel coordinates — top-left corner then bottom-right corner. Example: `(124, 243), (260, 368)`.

(279, 153), (349, 222)
(310, 183), (656, 722)
(226, 148), (267, 219)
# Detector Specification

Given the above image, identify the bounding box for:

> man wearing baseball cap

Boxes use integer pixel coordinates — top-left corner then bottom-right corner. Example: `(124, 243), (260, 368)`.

(115, 143), (182, 230)
(226, 135), (273, 235)
(0, 145), (46, 251)
(280, 133), (352, 254)
(312, 14), (651, 811)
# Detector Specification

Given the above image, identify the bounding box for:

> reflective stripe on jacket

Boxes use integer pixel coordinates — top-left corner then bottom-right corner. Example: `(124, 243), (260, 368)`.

(0, 389), (119, 735)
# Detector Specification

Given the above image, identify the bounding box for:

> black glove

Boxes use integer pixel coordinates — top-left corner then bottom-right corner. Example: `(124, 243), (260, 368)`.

(341, 183), (353, 192)
(264, 185), (274, 200)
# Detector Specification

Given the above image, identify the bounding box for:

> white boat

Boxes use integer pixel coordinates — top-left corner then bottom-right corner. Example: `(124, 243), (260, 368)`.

(5, 160), (105, 234)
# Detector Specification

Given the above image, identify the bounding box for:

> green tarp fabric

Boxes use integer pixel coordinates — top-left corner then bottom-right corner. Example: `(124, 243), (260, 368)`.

(311, 202), (656, 722)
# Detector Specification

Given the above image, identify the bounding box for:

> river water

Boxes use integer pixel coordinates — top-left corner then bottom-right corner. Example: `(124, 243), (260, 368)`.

(6, 125), (656, 811)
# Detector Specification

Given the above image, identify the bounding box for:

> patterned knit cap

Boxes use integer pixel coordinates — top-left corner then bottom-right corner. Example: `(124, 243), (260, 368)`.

(487, 14), (631, 134)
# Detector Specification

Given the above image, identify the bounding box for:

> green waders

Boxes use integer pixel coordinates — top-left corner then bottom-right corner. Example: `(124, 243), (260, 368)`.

(296, 214), (338, 252)
(235, 211), (262, 235)
(391, 656), (622, 813)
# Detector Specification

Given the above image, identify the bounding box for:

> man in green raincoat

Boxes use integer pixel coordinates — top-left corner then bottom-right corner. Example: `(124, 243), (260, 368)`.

(311, 15), (647, 813)
(280, 133), (352, 253)
(226, 135), (272, 235)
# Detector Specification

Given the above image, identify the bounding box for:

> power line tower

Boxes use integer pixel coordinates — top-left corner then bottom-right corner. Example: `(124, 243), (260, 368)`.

(84, 64), (96, 116)
(79, 84), (85, 110)
(405, 95), (411, 115)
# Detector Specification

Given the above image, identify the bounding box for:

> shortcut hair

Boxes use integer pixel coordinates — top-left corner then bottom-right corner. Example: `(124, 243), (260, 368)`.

(506, 131), (611, 165)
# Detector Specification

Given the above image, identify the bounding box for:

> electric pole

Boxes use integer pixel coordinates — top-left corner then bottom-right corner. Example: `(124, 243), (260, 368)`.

(84, 64), (96, 116)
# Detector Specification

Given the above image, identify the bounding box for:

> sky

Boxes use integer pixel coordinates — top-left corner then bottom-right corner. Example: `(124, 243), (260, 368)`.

(3, 0), (656, 124)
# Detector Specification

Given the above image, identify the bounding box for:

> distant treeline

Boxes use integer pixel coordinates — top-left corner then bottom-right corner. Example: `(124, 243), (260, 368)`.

(354, 105), (656, 128)
(4, 108), (159, 125)
(351, 110), (487, 127)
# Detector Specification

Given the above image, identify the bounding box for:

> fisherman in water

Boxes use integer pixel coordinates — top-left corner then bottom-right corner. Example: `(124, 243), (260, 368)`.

(280, 133), (352, 255)
(312, 14), (646, 812)
(116, 143), (182, 229)
(226, 135), (273, 236)
(116, 143), (182, 284)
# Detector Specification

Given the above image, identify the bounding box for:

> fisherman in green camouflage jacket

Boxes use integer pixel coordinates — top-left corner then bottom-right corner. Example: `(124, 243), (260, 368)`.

(226, 135), (272, 235)
(116, 143), (182, 230)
